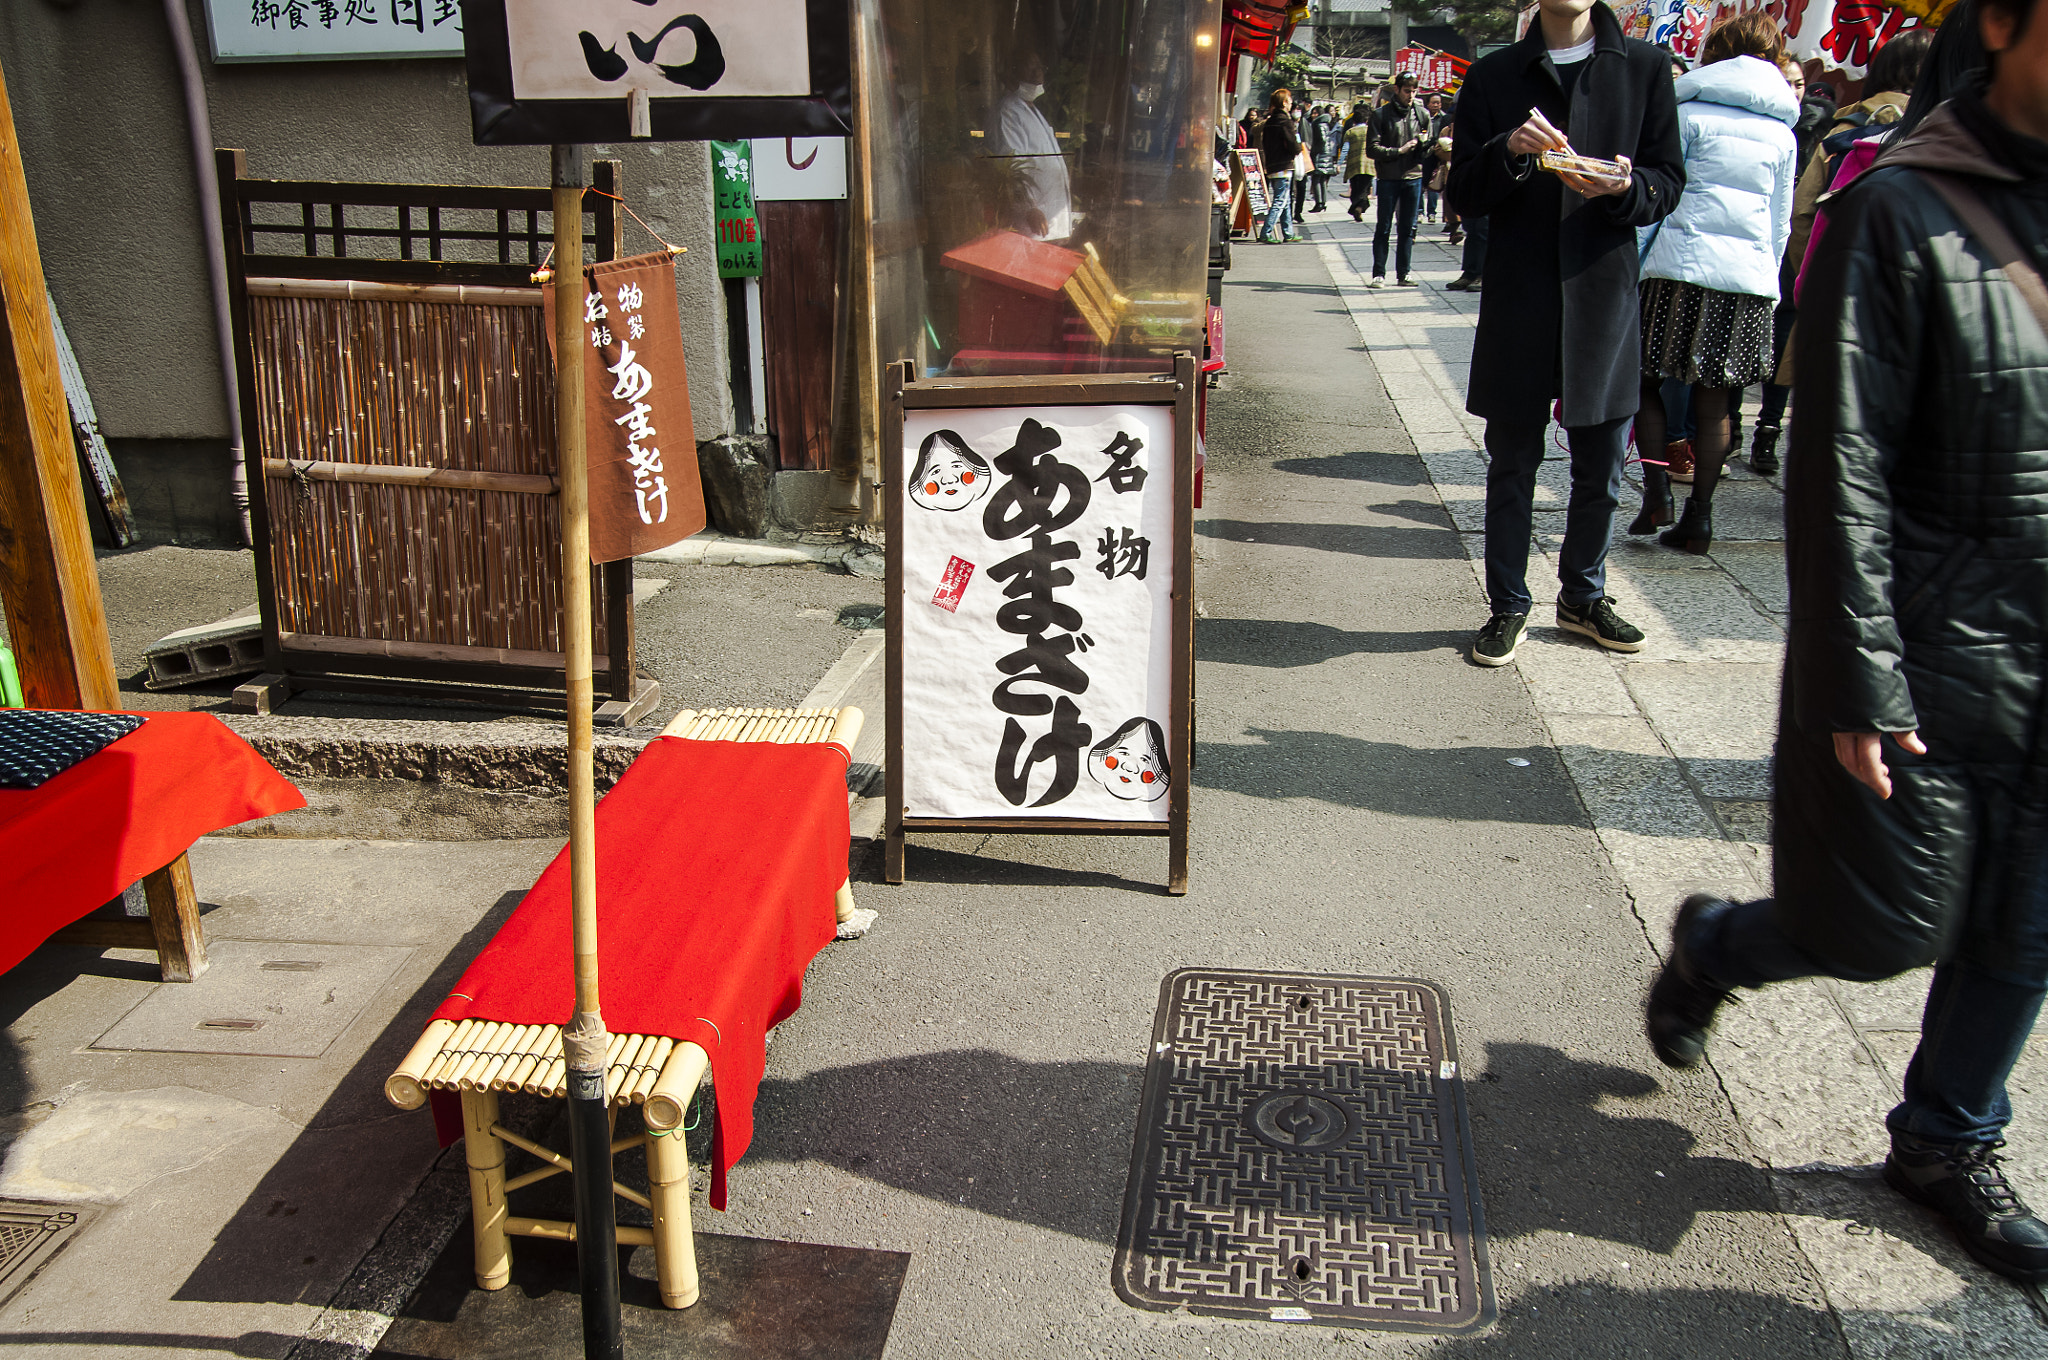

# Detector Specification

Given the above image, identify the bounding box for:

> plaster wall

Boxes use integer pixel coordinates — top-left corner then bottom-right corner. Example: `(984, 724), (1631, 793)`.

(0, 0), (734, 533)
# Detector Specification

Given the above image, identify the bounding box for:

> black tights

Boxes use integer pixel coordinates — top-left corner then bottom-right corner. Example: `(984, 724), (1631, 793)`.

(1635, 379), (1734, 505)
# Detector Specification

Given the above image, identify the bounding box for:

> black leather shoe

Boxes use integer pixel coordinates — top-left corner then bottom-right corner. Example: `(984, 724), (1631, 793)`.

(1750, 423), (1781, 477)
(1659, 496), (1713, 554)
(1887, 1136), (2048, 1283)
(1629, 465), (1673, 534)
(1645, 893), (1736, 1069)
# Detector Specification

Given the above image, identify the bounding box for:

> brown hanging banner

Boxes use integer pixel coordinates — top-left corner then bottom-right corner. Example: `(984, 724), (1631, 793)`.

(545, 249), (706, 563)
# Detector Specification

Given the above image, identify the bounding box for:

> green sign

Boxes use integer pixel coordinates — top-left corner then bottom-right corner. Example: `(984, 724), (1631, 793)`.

(711, 141), (764, 279)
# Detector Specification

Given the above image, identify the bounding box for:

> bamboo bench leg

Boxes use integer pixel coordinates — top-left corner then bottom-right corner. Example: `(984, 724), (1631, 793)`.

(646, 1127), (699, 1308)
(143, 853), (207, 982)
(462, 1090), (512, 1290)
(835, 879), (856, 923)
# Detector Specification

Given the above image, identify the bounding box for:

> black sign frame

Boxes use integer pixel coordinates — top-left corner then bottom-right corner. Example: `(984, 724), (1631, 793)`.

(462, 0), (853, 145)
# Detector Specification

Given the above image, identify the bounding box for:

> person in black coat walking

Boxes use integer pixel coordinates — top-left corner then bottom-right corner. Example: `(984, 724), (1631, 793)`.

(1449, 0), (1684, 667)
(1646, 0), (2048, 1284)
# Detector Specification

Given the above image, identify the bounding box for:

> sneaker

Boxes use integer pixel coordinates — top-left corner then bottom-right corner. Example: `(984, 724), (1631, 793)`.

(1555, 596), (1644, 652)
(1395, 276), (1418, 287)
(1666, 439), (1695, 483)
(1444, 274), (1476, 292)
(1645, 893), (1737, 1068)
(1368, 276), (1386, 289)
(1886, 1136), (2048, 1283)
(1470, 612), (1528, 667)
(1285, 233), (1306, 242)
(1448, 230), (1465, 245)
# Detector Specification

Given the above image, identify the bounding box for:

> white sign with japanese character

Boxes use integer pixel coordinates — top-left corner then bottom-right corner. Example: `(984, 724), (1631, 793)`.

(204, 0), (463, 61)
(503, 0), (812, 102)
(899, 405), (1176, 822)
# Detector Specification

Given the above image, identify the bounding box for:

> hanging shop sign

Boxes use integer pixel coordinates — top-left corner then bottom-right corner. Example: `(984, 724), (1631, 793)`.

(711, 141), (765, 278)
(461, 0), (852, 144)
(751, 137), (848, 201)
(204, 0), (465, 61)
(543, 250), (706, 561)
(884, 359), (1197, 894)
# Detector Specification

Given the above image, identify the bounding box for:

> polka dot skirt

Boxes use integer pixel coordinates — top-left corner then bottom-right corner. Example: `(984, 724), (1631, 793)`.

(1641, 277), (1776, 387)
(0, 711), (144, 789)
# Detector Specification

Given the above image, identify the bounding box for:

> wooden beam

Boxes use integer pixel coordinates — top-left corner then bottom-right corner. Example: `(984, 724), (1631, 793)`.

(0, 59), (118, 710)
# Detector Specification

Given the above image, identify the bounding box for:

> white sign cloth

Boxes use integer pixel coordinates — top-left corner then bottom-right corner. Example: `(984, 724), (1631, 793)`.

(751, 138), (849, 201)
(204, 0), (462, 62)
(900, 405), (1176, 823)
(505, 0), (812, 101)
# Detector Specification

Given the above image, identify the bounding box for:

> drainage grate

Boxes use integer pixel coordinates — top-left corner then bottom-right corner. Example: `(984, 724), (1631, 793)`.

(1114, 970), (1493, 1334)
(0, 1200), (93, 1308)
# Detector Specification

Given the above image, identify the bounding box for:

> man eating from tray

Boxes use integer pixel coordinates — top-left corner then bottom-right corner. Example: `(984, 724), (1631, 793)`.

(1449, 0), (1684, 668)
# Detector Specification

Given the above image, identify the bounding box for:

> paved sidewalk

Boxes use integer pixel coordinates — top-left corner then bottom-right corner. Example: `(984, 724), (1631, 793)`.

(1307, 210), (2048, 1352)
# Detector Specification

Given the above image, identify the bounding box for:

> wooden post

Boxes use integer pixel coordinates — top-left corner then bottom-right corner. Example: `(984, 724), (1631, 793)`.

(143, 854), (208, 982)
(462, 1089), (513, 1289)
(0, 59), (118, 711)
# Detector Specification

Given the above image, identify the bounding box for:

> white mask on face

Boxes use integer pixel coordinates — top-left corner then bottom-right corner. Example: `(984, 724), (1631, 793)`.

(1020, 82), (1046, 101)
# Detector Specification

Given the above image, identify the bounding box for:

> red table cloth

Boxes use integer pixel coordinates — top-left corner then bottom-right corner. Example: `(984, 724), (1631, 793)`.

(429, 736), (851, 1208)
(0, 711), (306, 976)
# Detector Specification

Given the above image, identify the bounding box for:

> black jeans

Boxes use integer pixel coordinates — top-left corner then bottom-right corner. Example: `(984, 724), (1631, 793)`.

(1310, 170), (1330, 210)
(1689, 889), (2048, 1146)
(1481, 410), (1630, 615)
(1461, 214), (1489, 279)
(1292, 172), (1309, 221)
(1372, 176), (1422, 280)
(1349, 173), (1373, 215)
(1756, 298), (1798, 431)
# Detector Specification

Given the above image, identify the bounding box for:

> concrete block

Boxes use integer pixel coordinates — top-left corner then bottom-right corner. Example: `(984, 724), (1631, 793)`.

(144, 604), (265, 690)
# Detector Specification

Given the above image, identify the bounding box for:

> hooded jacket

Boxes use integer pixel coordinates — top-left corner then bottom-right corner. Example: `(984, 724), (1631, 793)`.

(1640, 55), (1797, 301)
(1774, 93), (2048, 982)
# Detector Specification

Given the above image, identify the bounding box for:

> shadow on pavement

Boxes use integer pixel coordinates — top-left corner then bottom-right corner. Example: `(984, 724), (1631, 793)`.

(169, 890), (528, 1306)
(1196, 517), (1465, 560)
(891, 844), (1170, 895)
(1197, 618), (1470, 667)
(1436, 1279), (1839, 1358)
(1195, 728), (1584, 826)
(1271, 452), (1432, 487)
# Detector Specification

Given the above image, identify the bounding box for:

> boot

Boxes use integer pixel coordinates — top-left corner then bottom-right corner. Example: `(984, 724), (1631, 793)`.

(1646, 893), (1738, 1069)
(1750, 422), (1781, 477)
(1660, 496), (1713, 554)
(1628, 463), (1673, 534)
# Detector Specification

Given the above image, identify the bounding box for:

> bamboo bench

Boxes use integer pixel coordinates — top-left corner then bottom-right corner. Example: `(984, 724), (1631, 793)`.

(383, 705), (863, 1309)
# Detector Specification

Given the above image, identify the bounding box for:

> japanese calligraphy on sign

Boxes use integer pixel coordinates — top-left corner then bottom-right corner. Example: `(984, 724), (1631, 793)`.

(710, 141), (765, 279)
(899, 405), (1175, 822)
(502, 0), (812, 101)
(543, 250), (705, 562)
(204, 0), (462, 61)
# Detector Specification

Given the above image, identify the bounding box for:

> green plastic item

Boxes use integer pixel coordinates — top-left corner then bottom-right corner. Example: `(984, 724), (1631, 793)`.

(0, 645), (21, 708)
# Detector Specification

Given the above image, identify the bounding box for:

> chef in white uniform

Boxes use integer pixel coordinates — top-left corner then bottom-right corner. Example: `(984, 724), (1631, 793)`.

(989, 51), (1073, 242)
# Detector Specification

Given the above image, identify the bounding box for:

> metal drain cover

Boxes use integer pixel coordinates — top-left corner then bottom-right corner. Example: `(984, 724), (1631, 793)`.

(91, 940), (413, 1058)
(0, 1200), (94, 1308)
(1114, 969), (1493, 1333)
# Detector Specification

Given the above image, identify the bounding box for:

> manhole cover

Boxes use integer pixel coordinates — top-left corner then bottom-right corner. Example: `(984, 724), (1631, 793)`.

(0, 1200), (94, 1308)
(1114, 970), (1492, 1334)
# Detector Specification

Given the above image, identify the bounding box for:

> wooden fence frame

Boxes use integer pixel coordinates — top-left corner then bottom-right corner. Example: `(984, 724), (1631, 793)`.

(216, 151), (657, 725)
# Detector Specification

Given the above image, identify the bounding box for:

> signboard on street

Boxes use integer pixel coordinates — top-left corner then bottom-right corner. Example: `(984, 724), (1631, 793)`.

(751, 137), (848, 201)
(461, 0), (853, 144)
(883, 359), (1197, 893)
(204, 0), (464, 61)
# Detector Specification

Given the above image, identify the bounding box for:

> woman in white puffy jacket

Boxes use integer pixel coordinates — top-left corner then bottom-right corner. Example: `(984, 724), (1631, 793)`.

(1628, 12), (1798, 553)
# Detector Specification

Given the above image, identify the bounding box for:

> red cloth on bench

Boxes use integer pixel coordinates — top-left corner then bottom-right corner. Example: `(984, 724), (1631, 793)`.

(430, 736), (851, 1209)
(0, 712), (305, 977)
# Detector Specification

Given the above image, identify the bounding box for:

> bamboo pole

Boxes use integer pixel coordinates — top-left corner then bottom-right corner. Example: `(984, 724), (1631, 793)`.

(643, 1041), (711, 1133)
(462, 1090), (512, 1290)
(647, 1126), (699, 1308)
(385, 1018), (457, 1109)
(553, 142), (621, 1360)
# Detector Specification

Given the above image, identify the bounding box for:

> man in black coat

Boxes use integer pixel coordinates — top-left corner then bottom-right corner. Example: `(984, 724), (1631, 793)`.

(1648, 0), (2048, 1284)
(1447, 0), (1682, 667)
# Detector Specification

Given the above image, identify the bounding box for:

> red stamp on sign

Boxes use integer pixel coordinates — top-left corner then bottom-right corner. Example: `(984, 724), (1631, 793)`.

(931, 556), (975, 612)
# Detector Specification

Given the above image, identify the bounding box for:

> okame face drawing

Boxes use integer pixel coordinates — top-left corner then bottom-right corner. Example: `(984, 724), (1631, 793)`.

(908, 430), (992, 511)
(1088, 717), (1170, 802)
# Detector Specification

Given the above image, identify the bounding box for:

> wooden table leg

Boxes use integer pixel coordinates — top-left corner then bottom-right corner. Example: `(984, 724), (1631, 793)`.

(646, 1126), (699, 1308)
(143, 853), (207, 982)
(462, 1090), (512, 1290)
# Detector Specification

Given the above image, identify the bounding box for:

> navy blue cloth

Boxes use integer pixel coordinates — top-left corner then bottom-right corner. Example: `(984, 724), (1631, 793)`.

(1373, 177), (1423, 279)
(0, 711), (145, 790)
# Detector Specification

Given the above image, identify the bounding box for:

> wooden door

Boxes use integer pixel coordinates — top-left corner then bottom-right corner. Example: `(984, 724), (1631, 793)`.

(758, 200), (843, 472)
